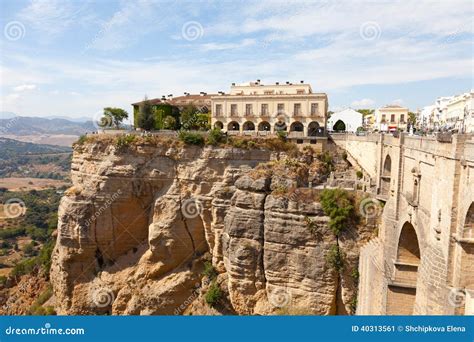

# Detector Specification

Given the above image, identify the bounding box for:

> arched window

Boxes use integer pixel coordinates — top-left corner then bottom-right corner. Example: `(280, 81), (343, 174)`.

(243, 121), (255, 131)
(290, 121), (304, 132)
(227, 121), (240, 131)
(258, 121), (271, 131)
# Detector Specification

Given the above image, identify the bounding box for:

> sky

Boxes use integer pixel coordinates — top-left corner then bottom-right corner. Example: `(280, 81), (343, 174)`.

(0, 0), (473, 121)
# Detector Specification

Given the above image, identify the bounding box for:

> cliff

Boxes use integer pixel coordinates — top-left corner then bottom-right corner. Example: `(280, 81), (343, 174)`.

(50, 136), (375, 315)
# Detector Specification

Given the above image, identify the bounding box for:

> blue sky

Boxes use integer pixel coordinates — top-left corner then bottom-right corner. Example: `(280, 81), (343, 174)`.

(0, 0), (472, 120)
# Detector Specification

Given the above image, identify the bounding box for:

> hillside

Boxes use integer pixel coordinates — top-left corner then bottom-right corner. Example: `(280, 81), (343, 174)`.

(0, 138), (72, 179)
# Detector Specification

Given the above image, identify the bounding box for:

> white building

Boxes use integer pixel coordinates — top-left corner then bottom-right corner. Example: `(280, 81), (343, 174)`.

(326, 108), (363, 132)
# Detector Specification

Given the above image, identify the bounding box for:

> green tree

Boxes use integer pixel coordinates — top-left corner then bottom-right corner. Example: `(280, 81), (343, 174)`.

(180, 104), (198, 130)
(103, 107), (129, 129)
(408, 112), (417, 125)
(163, 115), (177, 130)
(320, 189), (355, 236)
(137, 98), (155, 130)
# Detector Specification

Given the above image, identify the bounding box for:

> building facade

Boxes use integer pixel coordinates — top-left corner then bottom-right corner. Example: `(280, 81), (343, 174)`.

(210, 81), (328, 139)
(375, 105), (409, 132)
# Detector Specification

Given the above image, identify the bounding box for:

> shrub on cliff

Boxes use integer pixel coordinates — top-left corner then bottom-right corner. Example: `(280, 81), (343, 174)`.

(206, 128), (224, 146)
(320, 188), (354, 236)
(326, 244), (344, 272)
(178, 131), (205, 145)
(205, 281), (222, 307)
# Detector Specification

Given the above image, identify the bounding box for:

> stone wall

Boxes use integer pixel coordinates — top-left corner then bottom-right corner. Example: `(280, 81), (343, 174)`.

(343, 133), (474, 315)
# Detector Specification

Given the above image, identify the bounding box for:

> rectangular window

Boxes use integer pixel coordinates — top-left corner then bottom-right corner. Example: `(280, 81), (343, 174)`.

(215, 104), (222, 116)
(231, 104), (237, 115)
(245, 104), (253, 116)
(311, 103), (319, 115)
(261, 104), (268, 115)
(382, 114), (386, 122)
(264, 91), (274, 95)
(297, 90), (305, 94)
(391, 114), (395, 123)
(277, 103), (285, 114)
(400, 114), (405, 123)
(294, 103), (301, 115)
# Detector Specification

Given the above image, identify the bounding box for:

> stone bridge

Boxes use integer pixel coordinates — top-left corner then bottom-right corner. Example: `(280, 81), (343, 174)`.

(331, 133), (474, 315)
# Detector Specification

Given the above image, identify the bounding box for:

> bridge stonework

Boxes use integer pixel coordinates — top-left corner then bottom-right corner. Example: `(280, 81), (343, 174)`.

(332, 133), (474, 315)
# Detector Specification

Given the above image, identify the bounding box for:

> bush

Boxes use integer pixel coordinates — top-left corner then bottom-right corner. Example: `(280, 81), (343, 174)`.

(326, 244), (344, 272)
(356, 170), (363, 179)
(276, 130), (287, 141)
(75, 135), (87, 146)
(320, 188), (354, 236)
(115, 135), (136, 149)
(206, 128), (224, 146)
(202, 261), (217, 280)
(178, 131), (205, 145)
(205, 281), (222, 307)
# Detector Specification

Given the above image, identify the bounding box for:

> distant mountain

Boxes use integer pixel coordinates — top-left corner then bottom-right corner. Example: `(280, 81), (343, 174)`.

(0, 116), (96, 135)
(43, 115), (93, 123)
(0, 111), (17, 119)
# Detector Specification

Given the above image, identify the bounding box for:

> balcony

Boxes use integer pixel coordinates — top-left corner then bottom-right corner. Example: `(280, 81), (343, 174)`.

(245, 112), (256, 118)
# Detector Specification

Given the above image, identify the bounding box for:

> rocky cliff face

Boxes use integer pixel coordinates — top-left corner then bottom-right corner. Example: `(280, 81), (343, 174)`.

(50, 138), (374, 315)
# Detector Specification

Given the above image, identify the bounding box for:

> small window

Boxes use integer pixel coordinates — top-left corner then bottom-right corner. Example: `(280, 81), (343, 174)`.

(310, 139), (317, 144)
(311, 103), (318, 115)
(296, 139), (303, 144)
(215, 104), (222, 116)
(391, 114), (395, 123)
(231, 104), (237, 115)
(245, 104), (253, 115)
(277, 103), (285, 114)
(400, 114), (405, 123)
(297, 90), (305, 94)
(294, 103), (301, 115)
(261, 104), (268, 115)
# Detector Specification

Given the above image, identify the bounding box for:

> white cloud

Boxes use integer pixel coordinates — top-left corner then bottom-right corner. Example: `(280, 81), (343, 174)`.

(200, 39), (256, 51)
(351, 98), (375, 108)
(13, 84), (37, 92)
(391, 99), (404, 105)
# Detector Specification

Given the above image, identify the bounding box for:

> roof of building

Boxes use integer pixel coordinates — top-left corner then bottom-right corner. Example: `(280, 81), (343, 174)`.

(132, 94), (217, 106)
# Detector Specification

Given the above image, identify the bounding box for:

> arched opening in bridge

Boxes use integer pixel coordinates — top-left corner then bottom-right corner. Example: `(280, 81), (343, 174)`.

(457, 202), (474, 314)
(258, 121), (270, 131)
(308, 121), (320, 136)
(290, 121), (304, 132)
(386, 222), (420, 315)
(227, 121), (240, 131)
(243, 121), (255, 131)
(214, 121), (223, 130)
(381, 155), (392, 197)
(333, 120), (346, 132)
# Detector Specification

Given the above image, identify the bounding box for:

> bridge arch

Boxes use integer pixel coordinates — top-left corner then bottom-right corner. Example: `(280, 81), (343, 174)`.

(387, 222), (421, 315)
